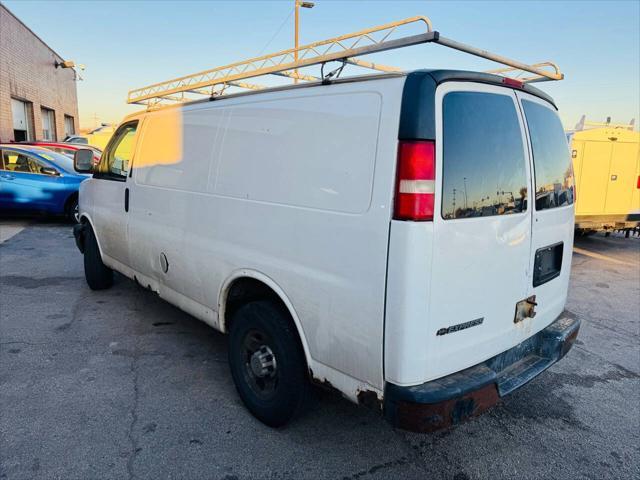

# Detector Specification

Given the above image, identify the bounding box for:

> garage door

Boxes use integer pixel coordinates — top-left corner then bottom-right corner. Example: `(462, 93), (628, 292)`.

(11, 98), (33, 141)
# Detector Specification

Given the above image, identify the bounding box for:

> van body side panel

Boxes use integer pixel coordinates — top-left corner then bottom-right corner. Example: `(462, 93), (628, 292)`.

(384, 221), (434, 385)
(128, 78), (405, 391)
(129, 106), (228, 307)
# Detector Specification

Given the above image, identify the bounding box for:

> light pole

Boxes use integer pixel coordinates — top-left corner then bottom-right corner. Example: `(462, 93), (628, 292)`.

(463, 177), (468, 210)
(294, 1), (315, 83)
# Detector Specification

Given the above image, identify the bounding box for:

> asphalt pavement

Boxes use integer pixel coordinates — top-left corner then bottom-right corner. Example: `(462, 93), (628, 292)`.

(1, 220), (638, 480)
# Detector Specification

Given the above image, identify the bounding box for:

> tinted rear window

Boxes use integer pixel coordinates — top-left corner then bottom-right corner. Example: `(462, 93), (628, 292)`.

(442, 92), (527, 219)
(521, 100), (574, 210)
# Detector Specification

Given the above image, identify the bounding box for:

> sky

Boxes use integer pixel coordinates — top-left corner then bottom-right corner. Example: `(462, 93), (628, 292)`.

(5, 0), (639, 130)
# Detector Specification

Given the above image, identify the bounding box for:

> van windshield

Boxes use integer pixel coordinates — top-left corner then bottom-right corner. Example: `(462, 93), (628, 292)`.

(442, 91), (528, 219)
(522, 100), (574, 211)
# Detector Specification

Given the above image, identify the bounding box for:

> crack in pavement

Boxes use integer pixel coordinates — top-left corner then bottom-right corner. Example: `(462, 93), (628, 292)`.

(0, 341), (51, 347)
(341, 455), (411, 479)
(125, 283), (146, 480)
(0, 275), (83, 289)
(126, 341), (141, 480)
(574, 344), (640, 376)
(573, 312), (640, 339)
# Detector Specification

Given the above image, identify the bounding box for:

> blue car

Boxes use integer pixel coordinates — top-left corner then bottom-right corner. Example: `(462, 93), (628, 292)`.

(0, 144), (89, 222)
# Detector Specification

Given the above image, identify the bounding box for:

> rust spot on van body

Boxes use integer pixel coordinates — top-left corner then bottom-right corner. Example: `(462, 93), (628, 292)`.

(357, 390), (382, 411)
(309, 371), (336, 392)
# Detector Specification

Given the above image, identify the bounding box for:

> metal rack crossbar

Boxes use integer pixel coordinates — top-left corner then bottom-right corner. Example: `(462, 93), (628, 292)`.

(485, 62), (563, 84)
(128, 15), (563, 107)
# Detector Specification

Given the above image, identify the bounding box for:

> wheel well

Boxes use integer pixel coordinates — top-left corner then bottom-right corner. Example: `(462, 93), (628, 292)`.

(222, 277), (310, 376)
(76, 216), (93, 252)
(223, 277), (289, 332)
(64, 192), (78, 213)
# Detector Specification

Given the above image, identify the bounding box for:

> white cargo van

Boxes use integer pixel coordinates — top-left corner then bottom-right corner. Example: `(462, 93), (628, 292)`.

(72, 69), (579, 431)
(71, 15), (580, 430)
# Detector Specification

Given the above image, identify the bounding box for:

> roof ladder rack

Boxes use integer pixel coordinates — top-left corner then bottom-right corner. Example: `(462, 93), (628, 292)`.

(128, 15), (563, 107)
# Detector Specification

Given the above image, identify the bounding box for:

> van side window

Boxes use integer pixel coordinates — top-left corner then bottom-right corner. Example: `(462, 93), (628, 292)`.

(102, 122), (138, 178)
(442, 92), (527, 219)
(521, 100), (574, 211)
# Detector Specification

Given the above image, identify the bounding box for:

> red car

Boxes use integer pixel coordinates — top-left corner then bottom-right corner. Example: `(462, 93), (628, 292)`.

(18, 142), (101, 165)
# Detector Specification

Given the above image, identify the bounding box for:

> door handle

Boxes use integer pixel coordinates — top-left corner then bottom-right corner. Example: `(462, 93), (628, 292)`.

(124, 188), (129, 212)
(0, 173), (15, 180)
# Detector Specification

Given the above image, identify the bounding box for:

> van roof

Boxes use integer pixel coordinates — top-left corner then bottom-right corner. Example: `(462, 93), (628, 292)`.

(122, 68), (555, 123)
(416, 69), (556, 107)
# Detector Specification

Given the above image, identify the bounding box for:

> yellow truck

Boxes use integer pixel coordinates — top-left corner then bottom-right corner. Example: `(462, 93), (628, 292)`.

(568, 117), (639, 234)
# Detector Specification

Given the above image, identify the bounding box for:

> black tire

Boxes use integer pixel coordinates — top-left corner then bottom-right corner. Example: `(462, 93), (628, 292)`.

(83, 226), (113, 290)
(66, 195), (80, 224)
(228, 301), (310, 427)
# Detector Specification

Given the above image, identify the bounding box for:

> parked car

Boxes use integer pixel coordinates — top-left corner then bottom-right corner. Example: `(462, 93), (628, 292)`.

(63, 126), (116, 150)
(62, 135), (89, 145)
(0, 144), (88, 222)
(73, 69), (579, 431)
(19, 142), (102, 165)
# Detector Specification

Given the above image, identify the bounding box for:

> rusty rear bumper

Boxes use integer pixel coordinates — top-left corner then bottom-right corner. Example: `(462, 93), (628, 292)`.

(383, 312), (581, 433)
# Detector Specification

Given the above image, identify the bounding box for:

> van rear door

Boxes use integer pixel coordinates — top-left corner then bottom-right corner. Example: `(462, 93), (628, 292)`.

(517, 92), (575, 341)
(423, 82), (534, 382)
(384, 79), (576, 387)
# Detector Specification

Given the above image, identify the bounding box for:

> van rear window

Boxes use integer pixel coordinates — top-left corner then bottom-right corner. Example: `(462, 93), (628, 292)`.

(442, 92), (527, 219)
(521, 100), (574, 211)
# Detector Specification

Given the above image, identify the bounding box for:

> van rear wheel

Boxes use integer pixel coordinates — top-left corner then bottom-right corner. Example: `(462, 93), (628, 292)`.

(83, 226), (113, 290)
(228, 301), (310, 427)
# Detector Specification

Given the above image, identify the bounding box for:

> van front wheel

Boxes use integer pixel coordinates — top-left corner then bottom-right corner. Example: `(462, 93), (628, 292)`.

(83, 226), (113, 290)
(228, 301), (310, 427)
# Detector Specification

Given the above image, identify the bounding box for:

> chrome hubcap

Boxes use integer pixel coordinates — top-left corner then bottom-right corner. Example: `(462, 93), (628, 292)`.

(242, 329), (279, 399)
(249, 345), (277, 378)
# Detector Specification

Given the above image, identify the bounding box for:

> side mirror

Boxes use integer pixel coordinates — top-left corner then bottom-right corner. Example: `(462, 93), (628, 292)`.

(74, 149), (94, 173)
(40, 166), (59, 176)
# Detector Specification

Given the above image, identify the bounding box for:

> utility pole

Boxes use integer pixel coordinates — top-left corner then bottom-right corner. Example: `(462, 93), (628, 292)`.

(452, 188), (457, 217)
(463, 177), (468, 210)
(294, 1), (315, 84)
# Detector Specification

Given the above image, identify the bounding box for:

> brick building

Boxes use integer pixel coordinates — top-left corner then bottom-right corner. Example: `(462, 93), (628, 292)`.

(0, 3), (79, 143)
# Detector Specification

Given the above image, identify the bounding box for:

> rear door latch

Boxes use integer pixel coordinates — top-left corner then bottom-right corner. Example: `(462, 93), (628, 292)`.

(514, 295), (537, 324)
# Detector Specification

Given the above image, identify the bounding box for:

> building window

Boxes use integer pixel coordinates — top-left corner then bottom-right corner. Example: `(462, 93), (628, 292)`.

(41, 107), (56, 141)
(11, 98), (34, 142)
(64, 115), (75, 137)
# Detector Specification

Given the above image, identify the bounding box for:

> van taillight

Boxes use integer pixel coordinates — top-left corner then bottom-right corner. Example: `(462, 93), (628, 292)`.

(394, 140), (435, 221)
